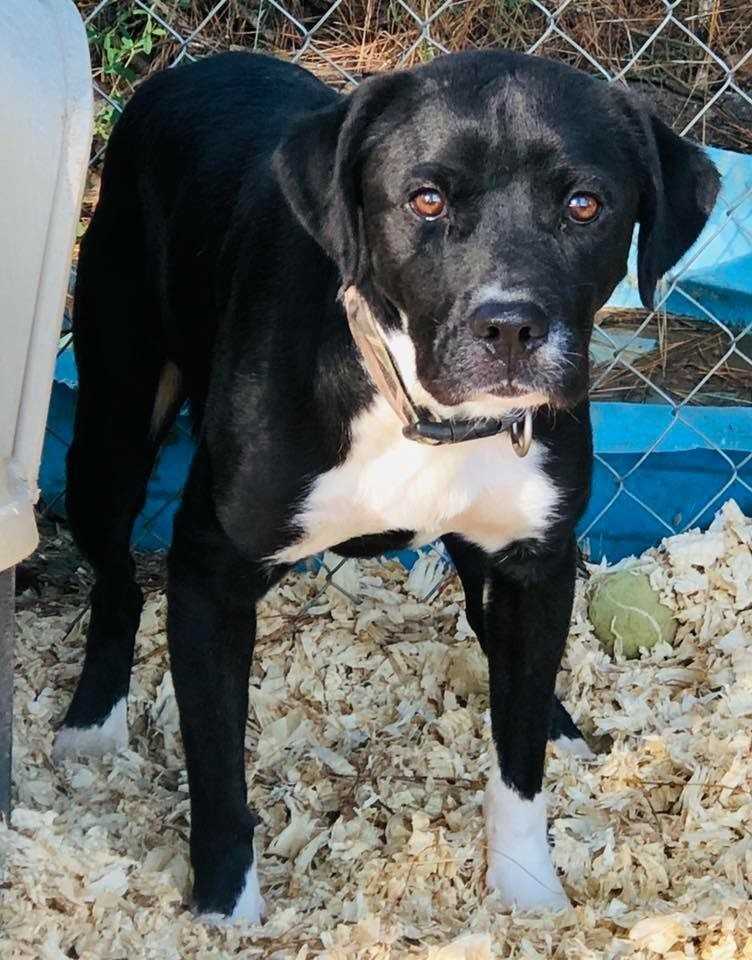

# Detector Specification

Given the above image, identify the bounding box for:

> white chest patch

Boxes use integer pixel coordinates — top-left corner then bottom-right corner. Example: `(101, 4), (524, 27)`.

(272, 396), (559, 565)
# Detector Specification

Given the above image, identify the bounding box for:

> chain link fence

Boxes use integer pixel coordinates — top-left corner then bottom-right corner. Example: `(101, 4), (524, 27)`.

(41, 1), (752, 579)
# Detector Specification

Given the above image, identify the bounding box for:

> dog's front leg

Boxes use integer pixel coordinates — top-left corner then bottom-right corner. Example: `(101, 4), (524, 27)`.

(483, 537), (576, 911)
(167, 468), (285, 923)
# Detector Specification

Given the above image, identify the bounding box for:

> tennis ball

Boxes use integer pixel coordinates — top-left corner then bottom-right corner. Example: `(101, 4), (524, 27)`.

(588, 570), (677, 658)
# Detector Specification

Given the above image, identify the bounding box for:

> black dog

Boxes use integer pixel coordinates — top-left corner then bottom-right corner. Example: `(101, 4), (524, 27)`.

(54, 50), (718, 920)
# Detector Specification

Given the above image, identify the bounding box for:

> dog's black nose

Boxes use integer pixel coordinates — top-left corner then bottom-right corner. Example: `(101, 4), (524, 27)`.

(469, 301), (549, 356)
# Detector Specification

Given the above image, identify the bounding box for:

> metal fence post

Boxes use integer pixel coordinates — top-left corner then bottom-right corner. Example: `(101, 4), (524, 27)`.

(0, 567), (14, 820)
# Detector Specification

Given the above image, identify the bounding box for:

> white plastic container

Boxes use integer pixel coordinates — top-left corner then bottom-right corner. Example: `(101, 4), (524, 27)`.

(0, 0), (92, 816)
(0, 0), (92, 571)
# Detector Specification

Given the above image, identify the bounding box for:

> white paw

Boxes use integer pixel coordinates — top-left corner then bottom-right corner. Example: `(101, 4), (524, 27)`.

(484, 765), (570, 912)
(200, 860), (266, 926)
(552, 734), (595, 761)
(52, 698), (128, 762)
(228, 861), (265, 924)
(486, 841), (569, 911)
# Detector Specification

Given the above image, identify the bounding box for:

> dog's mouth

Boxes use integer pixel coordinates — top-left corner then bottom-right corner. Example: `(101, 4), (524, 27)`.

(480, 381), (543, 401)
(423, 374), (557, 412)
(421, 342), (588, 414)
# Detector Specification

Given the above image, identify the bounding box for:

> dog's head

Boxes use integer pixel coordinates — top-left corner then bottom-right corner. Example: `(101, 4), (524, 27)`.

(274, 51), (719, 415)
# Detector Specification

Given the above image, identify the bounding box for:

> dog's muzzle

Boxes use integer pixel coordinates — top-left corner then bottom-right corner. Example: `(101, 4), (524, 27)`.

(341, 286), (534, 456)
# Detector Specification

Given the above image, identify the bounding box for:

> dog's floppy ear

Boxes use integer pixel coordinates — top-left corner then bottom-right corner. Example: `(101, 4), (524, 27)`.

(627, 99), (720, 308)
(273, 73), (408, 285)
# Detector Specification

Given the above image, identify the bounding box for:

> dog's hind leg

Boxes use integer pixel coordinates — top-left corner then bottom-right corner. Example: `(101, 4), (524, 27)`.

(53, 204), (181, 762)
(442, 534), (593, 758)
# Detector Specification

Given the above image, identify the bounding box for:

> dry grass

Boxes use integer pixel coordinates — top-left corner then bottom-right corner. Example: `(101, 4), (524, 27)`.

(592, 310), (752, 406)
(76, 0), (752, 154)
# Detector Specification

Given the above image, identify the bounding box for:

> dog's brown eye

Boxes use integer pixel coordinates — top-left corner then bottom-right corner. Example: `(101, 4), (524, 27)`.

(410, 188), (446, 220)
(567, 193), (601, 223)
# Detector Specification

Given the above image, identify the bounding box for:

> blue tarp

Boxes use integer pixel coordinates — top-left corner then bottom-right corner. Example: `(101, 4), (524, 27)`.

(582, 404), (752, 561)
(39, 145), (752, 564)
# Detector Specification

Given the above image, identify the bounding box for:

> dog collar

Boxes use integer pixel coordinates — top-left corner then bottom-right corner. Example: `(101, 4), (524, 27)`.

(342, 286), (533, 456)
